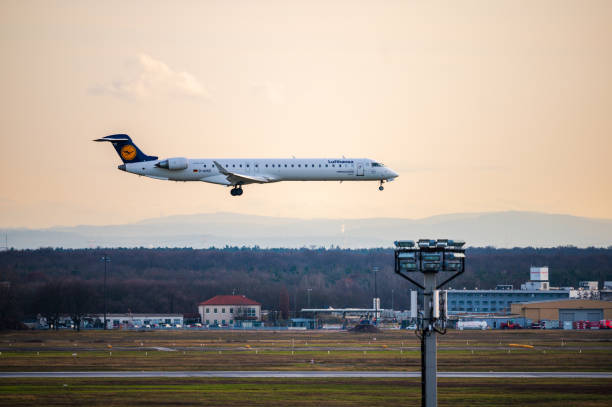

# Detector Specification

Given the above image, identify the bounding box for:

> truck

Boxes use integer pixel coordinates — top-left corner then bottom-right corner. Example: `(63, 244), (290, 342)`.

(501, 321), (522, 329)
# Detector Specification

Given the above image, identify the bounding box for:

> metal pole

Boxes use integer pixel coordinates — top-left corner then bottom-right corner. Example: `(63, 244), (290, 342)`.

(307, 288), (312, 309)
(102, 255), (110, 330)
(374, 267), (378, 299)
(373, 267), (379, 322)
(422, 271), (437, 407)
(391, 289), (394, 311)
(103, 255), (107, 330)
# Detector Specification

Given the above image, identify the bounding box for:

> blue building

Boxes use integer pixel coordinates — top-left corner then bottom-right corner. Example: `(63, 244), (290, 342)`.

(447, 266), (578, 315)
(447, 288), (571, 314)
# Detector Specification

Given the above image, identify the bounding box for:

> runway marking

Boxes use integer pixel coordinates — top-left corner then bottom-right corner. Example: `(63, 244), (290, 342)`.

(0, 371), (610, 379)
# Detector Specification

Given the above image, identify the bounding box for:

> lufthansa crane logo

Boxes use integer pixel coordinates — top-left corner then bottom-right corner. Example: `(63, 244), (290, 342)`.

(120, 145), (137, 161)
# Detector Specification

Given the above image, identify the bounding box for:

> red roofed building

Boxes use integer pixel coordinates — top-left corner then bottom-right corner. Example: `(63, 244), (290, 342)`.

(198, 295), (261, 327)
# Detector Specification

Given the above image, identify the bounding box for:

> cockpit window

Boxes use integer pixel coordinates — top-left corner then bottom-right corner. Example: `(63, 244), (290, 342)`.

(372, 162), (385, 167)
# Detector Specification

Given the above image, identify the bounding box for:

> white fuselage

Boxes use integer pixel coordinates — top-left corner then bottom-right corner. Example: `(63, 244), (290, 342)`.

(123, 158), (398, 186)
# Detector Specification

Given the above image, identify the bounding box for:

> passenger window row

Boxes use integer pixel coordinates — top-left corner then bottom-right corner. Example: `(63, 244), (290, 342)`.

(199, 163), (347, 169)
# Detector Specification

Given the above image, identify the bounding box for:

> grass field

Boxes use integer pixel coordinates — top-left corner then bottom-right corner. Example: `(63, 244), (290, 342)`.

(0, 329), (610, 372)
(1, 330), (610, 406)
(0, 378), (610, 407)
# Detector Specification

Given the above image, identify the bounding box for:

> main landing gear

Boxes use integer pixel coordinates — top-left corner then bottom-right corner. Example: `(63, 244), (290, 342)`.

(230, 185), (243, 196)
(379, 180), (385, 191)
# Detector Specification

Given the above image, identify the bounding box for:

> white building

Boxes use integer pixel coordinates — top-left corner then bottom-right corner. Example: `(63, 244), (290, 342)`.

(104, 313), (183, 329)
(579, 281), (599, 291)
(521, 266), (550, 290)
(198, 295), (261, 327)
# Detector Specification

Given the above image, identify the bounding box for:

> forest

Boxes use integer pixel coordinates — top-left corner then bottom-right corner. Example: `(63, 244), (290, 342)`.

(0, 246), (611, 329)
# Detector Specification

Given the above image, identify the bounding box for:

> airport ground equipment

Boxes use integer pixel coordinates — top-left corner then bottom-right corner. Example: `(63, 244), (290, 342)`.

(457, 320), (487, 330)
(394, 239), (466, 407)
(501, 320), (522, 329)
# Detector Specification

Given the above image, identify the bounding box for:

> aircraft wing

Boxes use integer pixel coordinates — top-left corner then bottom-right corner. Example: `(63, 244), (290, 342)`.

(213, 161), (276, 185)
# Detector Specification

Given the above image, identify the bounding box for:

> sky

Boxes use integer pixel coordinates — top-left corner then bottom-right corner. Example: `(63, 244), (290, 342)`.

(1, 1), (611, 228)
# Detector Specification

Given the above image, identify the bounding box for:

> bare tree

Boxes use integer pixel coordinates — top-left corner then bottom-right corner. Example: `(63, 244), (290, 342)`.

(35, 281), (65, 330)
(64, 280), (93, 331)
(279, 286), (290, 320)
(0, 283), (21, 330)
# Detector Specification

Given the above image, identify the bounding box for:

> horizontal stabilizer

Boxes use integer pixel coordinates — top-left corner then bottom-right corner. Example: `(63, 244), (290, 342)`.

(94, 136), (130, 142)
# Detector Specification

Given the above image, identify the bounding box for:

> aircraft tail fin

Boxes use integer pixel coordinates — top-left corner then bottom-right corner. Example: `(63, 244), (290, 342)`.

(93, 134), (158, 163)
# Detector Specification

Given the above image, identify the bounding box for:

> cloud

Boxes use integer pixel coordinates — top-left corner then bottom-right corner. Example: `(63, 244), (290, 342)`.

(93, 54), (210, 101)
(250, 81), (286, 104)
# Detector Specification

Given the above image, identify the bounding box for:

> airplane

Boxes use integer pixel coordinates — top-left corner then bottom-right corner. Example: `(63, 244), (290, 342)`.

(94, 134), (399, 196)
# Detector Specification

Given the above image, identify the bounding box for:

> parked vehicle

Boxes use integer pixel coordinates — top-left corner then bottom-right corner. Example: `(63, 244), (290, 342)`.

(529, 322), (543, 329)
(600, 320), (612, 329)
(541, 320), (560, 329)
(586, 321), (600, 329)
(457, 320), (487, 330)
(501, 321), (522, 329)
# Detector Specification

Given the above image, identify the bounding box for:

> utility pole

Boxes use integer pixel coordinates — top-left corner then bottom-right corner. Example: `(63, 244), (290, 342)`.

(373, 266), (378, 299)
(101, 255), (111, 330)
(394, 239), (465, 407)
(391, 289), (394, 311)
(373, 266), (379, 323)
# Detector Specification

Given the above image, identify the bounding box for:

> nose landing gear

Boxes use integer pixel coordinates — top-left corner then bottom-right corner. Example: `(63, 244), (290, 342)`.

(230, 185), (243, 196)
(378, 180), (385, 191)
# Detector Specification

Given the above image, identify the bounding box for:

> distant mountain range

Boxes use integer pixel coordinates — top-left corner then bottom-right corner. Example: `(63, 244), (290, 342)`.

(2, 211), (611, 249)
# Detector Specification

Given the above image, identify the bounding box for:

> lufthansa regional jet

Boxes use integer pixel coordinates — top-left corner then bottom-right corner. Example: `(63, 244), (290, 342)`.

(95, 134), (398, 196)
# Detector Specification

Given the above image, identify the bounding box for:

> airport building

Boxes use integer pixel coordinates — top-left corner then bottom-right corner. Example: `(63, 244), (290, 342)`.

(447, 266), (582, 314)
(198, 295), (261, 327)
(600, 281), (612, 301)
(511, 299), (612, 323)
(104, 313), (183, 329)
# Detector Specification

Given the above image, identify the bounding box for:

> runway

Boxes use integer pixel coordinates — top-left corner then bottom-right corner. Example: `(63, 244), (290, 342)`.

(1, 371), (610, 379)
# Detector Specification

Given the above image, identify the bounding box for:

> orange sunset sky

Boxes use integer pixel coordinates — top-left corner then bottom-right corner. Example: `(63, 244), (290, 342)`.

(1, 1), (611, 228)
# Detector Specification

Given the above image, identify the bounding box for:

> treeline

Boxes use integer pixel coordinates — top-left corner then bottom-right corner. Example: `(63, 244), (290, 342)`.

(0, 247), (610, 329)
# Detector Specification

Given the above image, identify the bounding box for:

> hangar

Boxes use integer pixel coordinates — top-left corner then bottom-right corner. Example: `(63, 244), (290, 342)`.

(511, 299), (612, 323)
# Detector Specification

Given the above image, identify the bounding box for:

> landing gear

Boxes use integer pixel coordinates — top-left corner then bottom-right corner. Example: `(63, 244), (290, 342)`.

(378, 180), (384, 191)
(230, 186), (243, 196)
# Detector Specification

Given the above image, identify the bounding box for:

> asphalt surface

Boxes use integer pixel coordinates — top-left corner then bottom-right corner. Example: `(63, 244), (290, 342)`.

(0, 371), (610, 378)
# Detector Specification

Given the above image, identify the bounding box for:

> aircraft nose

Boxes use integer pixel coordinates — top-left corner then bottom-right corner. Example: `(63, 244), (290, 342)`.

(389, 169), (399, 178)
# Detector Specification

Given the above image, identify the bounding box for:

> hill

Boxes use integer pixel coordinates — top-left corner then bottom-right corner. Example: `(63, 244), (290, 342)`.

(2, 211), (612, 249)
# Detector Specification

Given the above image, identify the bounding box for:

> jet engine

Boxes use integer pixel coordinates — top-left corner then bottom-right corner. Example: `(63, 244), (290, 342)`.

(155, 157), (189, 170)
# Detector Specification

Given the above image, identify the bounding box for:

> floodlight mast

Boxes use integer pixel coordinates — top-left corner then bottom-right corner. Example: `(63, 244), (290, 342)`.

(394, 239), (466, 407)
